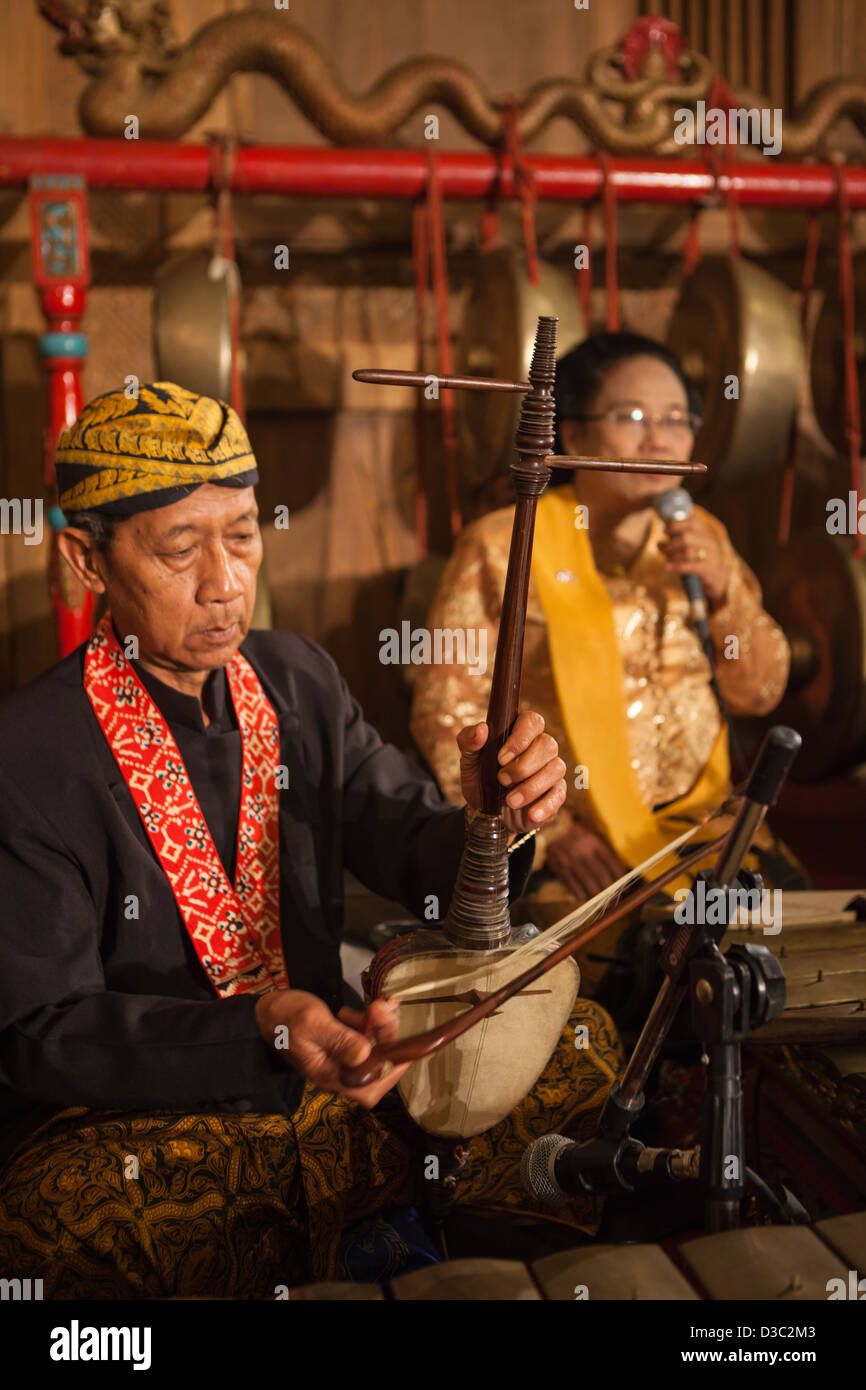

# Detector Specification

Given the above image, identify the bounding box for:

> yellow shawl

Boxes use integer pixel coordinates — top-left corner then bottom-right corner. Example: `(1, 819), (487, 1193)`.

(531, 487), (729, 893)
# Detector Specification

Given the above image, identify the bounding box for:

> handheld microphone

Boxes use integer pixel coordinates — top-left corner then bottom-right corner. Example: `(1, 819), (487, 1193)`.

(653, 485), (746, 774)
(653, 486), (711, 647)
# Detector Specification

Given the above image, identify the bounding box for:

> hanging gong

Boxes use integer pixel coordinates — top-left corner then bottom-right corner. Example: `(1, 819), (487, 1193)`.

(456, 247), (584, 492)
(810, 255), (866, 456)
(153, 250), (274, 631)
(761, 532), (866, 782)
(153, 250), (235, 402)
(666, 257), (802, 492)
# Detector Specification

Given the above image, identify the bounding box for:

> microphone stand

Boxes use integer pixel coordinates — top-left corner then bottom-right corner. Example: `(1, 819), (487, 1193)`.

(527, 726), (801, 1233)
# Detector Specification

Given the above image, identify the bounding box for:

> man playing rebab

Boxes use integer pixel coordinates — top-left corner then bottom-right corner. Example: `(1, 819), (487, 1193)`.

(0, 382), (623, 1297)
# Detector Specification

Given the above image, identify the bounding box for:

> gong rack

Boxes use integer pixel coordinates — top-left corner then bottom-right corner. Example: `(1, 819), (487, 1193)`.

(8, 134), (866, 700)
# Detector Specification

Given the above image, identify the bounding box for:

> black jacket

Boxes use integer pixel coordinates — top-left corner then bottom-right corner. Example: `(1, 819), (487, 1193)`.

(0, 630), (532, 1166)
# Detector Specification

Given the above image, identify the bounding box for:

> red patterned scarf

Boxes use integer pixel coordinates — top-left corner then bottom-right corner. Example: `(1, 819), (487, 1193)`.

(84, 613), (288, 999)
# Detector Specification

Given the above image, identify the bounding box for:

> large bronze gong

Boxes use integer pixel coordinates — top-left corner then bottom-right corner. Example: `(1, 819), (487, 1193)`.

(153, 250), (236, 402)
(667, 257), (802, 492)
(761, 532), (866, 781)
(810, 255), (866, 457)
(456, 247), (584, 493)
(153, 250), (272, 630)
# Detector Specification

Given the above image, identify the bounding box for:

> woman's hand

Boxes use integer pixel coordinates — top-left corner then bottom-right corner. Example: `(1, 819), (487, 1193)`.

(255, 989), (408, 1108)
(658, 517), (731, 610)
(457, 711), (567, 834)
(545, 820), (626, 903)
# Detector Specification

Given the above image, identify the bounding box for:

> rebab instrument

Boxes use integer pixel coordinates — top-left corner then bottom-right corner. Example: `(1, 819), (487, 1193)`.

(346, 315), (707, 1137)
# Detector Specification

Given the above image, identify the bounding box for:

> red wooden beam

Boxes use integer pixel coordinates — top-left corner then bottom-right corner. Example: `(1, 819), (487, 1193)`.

(0, 136), (865, 207)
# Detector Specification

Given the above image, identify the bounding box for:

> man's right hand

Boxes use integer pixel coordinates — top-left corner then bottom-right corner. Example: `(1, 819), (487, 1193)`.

(545, 820), (626, 903)
(254, 988), (409, 1109)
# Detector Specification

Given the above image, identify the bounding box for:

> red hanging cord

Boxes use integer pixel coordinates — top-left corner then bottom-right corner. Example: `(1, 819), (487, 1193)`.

(681, 203), (701, 280)
(706, 147), (741, 262)
(411, 200), (429, 556)
(408, 202), (430, 558)
(597, 152), (620, 331)
(680, 86), (744, 287)
(480, 201), (500, 255)
(704, 78), (742, 262)
(426, 150), (462, 540)
(829, 158), (863, 560)
(577, 199), (593, 326)
(480, 130), (505, 255)
(777, 211), (821, 546)
(207, 135), (245, 421)
(500, 95), (540, 286)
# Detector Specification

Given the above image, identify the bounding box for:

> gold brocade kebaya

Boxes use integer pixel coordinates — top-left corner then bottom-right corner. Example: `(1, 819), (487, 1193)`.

(411, 499), (791, 873)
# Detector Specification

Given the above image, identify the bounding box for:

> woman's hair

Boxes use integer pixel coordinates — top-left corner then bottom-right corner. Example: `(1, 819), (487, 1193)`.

(553, 330), (703, 459)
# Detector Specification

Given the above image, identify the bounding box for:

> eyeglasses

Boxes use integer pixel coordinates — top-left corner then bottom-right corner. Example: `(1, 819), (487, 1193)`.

(574, 406), (702, 436)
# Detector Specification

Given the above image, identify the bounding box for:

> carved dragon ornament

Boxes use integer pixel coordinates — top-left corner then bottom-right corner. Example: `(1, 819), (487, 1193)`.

(38, 2), (866, 156)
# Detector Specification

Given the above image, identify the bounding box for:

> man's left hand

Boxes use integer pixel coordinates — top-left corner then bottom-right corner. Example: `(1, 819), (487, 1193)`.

(457, 711), (567, 834)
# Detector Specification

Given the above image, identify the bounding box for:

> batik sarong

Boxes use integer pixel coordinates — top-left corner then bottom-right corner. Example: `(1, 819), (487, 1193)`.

(0, 998), (623, 1298)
